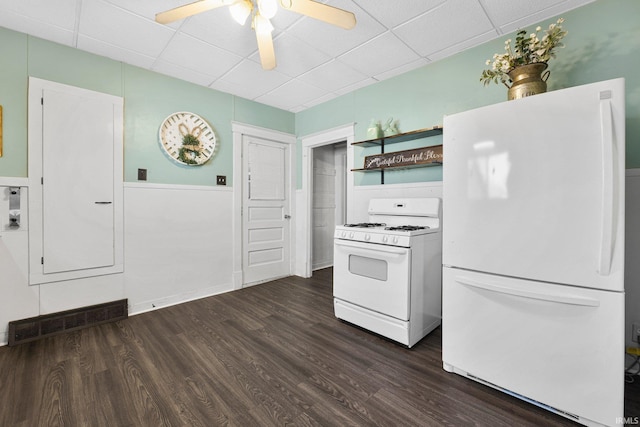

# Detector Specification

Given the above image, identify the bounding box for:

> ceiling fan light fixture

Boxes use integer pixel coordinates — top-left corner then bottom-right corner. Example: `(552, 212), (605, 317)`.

(229, 0), (252, 25)
(257, 0), (278, 19)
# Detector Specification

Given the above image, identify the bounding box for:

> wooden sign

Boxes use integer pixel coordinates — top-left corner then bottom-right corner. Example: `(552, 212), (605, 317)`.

(364, 144), (442, 170)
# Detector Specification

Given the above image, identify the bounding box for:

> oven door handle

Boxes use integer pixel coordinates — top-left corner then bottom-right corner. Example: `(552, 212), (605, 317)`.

(334, 239), (408, 255)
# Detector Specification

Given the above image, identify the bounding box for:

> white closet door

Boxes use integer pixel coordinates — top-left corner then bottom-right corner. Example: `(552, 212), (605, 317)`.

(42, 89), (115, 273)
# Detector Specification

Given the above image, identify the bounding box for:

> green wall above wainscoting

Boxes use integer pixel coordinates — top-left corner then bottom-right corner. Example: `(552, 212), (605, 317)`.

(295, 0), (640, 188)
(0, 27), (28, 178)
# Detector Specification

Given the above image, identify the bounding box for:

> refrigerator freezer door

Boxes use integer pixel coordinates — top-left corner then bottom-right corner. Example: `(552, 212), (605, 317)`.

(442, 267), (624, 426)
(443, 78), (625, 292)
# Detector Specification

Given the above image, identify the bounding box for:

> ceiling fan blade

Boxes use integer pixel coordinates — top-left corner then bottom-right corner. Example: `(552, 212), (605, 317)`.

(256, 27), (276, 70)
(156, 0), (231, 24)
(279, 0), (356, 30)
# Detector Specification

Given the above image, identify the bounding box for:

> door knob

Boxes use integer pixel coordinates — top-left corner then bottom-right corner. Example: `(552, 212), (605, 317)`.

(284, 214), (291, 219)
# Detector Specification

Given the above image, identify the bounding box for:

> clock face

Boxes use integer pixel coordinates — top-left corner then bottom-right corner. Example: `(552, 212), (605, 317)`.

(159, 112), (217, 166)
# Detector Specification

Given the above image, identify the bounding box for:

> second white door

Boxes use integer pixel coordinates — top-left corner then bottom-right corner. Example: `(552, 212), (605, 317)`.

(242, 136), (291, 285)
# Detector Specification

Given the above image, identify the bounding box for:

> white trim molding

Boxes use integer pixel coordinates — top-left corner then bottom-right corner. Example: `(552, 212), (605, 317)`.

(0, 177), (29, 187)
(299, 123), (356, 278)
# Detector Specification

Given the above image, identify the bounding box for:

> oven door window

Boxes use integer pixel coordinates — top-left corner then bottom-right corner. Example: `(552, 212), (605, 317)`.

(349, 255), (387, 281)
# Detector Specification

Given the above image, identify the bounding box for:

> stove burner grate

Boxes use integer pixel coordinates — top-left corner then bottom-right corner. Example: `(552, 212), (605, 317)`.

(343, 222), (386, 228)
(384, 225), (429, 231)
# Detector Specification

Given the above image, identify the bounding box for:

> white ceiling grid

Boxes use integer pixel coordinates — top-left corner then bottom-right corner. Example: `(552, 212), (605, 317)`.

(0, 0), (595, 112)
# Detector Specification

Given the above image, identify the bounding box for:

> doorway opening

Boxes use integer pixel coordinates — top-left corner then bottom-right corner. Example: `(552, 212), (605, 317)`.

(311, 142), (346, 271)
(299, 123), (355, 278)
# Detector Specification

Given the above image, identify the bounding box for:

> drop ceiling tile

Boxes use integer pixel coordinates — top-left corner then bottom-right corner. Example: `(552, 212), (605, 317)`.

(0, 0), (78, 30)
(488, 0), (596, 34)
(255, 79), (326, 111)
(103, 0), (187, 21)
(158, 32), (243, 79)
(302, 92), (340, 109)
(394, 0), (493, 57)
(79, 0), (175, 57)
(152, 59), (215, 87)
(285, 0), (386, 58)
(481, 0), (584, 27)
(254, 33), (332, 78)
(351, 0), (445, 29)
(334, 77), (378, 97)
(180, 8), (260, 57)
(0, 9), (75, 46)
(212, 59), (290, 99)
(427, 30), (497, 62)
(77, 34), (156, 69)
(338, 31), (422, 77)
(298, 60), (368, 93)
(373, 58), (430, 81)
(270, 6), (305, 31)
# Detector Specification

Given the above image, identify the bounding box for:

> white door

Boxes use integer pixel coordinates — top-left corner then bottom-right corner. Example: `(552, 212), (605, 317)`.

(42, 89), (115, 274)
(443, 78), (625, 291)
(242, 136), (291, 285)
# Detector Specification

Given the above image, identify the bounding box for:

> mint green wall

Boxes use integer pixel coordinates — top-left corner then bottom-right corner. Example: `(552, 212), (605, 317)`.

(123, 66), (233, 186)
(295, 0), (640, 188)
(0, 27), (28, 177)
(0, 28), (294, 185)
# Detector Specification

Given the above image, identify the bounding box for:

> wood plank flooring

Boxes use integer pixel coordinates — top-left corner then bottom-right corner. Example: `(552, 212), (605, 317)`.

(1, 267), (638, 426)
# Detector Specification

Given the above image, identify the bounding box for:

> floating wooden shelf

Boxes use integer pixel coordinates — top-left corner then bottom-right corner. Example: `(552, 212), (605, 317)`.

(352, 125), (443, 147)
(351, 161), (442, 172)
(351, 125), (443, 184)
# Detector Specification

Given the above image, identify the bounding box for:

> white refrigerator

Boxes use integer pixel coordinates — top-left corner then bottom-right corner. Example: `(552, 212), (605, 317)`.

(442, 78), (625, 427)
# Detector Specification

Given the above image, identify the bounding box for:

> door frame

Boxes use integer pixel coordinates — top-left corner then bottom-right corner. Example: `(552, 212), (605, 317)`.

(299, 123), (355, 278)
(232, 122), (296, 289)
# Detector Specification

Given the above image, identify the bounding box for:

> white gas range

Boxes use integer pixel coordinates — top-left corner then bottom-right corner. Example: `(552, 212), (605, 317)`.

(332, 198), (442, 348)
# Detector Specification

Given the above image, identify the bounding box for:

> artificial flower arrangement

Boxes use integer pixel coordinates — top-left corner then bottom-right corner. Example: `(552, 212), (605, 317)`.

(480, 18), (568, 86)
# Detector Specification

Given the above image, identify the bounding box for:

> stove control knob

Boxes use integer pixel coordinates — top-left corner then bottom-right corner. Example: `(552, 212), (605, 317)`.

(393, 236), (399, 244)
(349, 232), (355, 239)
(382, 235), (388, 243)
(364, 234), (371, 241)
(341, 231), (346, 238)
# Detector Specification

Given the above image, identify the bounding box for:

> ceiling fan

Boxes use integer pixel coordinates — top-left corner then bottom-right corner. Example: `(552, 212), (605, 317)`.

(156, 0), (357, 70)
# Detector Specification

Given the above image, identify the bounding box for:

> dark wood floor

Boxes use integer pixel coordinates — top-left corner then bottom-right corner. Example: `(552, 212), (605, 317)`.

(1, 267), (638, 426)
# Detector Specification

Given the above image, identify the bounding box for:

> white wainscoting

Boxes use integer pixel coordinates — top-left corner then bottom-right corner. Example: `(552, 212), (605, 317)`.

(0, 184), (37, 345)
(124, 183), (235, 315)
(0, 182), (237, 344)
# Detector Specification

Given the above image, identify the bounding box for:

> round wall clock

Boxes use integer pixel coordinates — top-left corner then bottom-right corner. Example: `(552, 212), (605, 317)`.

(159, 111), (217, 166)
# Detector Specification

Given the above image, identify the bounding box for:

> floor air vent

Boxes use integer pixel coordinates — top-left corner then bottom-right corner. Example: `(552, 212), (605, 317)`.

(8, 299), (128, 346)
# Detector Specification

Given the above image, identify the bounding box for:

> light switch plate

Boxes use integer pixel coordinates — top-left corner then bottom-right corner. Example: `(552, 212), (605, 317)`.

(216, 175), (226, 185)
(138, 168), (147, 181)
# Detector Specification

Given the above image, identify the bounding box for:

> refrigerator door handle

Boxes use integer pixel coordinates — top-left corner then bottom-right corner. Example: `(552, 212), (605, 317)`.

(598, 95), (614, 276)
(455, 276), (601, 307)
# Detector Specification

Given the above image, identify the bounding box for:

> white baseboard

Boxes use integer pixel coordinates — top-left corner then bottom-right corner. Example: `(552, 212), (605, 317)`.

(127, 282), (234, 316)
